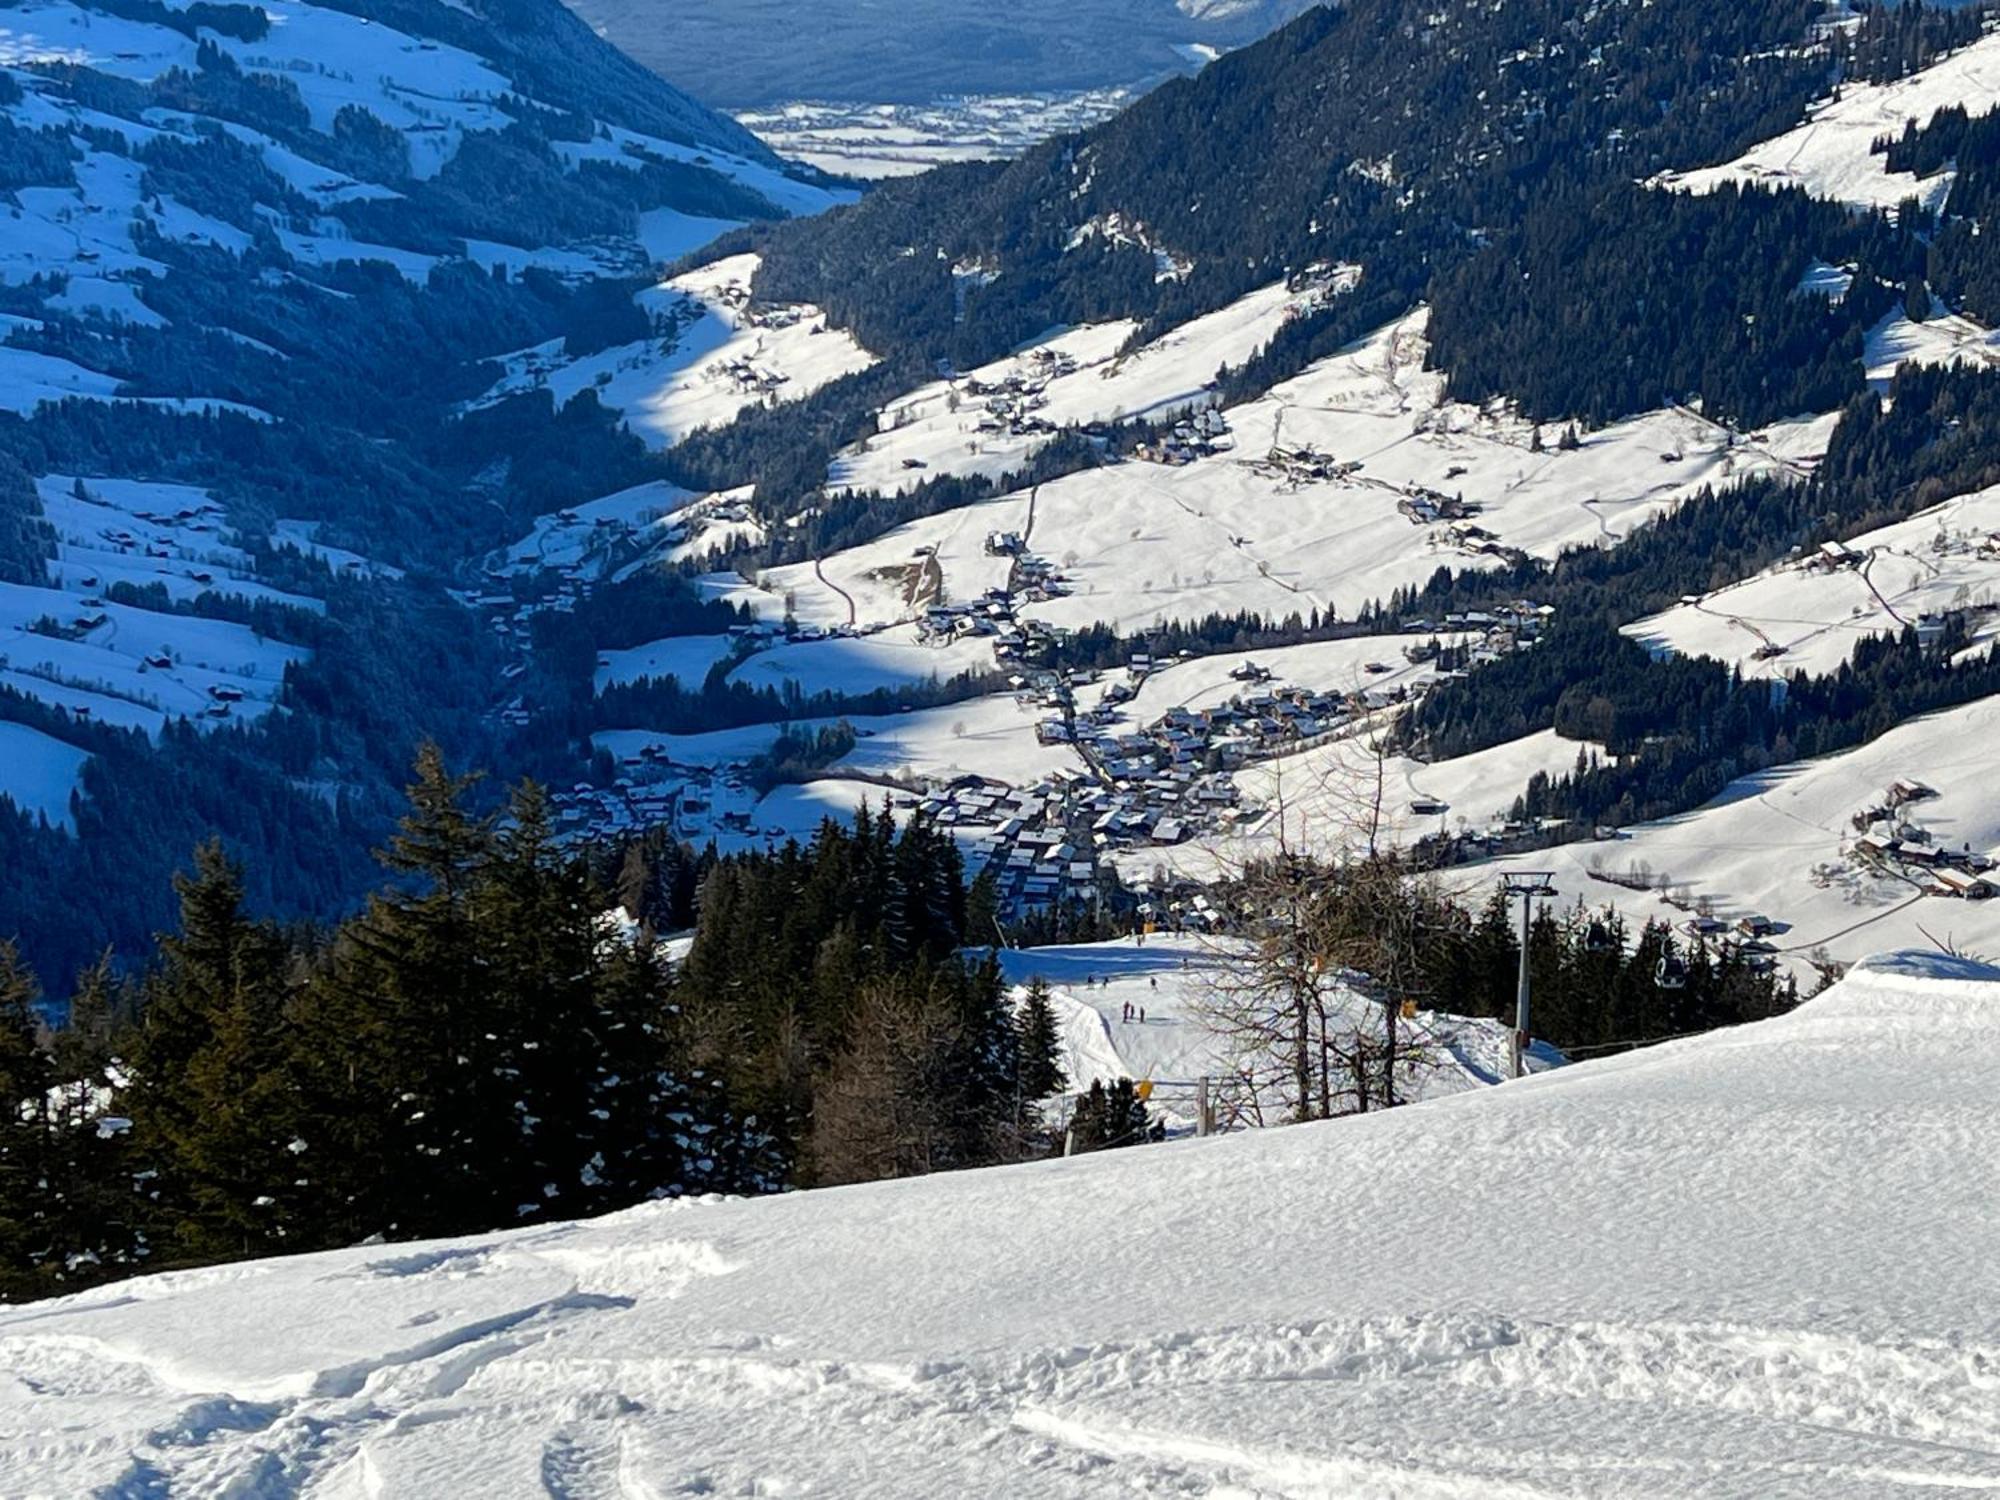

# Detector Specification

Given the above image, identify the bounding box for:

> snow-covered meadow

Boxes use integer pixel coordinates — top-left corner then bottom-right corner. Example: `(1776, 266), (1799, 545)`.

(0, 477), (311, 741)
(477, 256), (875, 452)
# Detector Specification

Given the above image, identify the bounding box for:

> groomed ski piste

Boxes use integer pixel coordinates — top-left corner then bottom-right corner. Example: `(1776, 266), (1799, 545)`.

(4, 947), (1995, 1496)
(990, 932), (1564, 1129)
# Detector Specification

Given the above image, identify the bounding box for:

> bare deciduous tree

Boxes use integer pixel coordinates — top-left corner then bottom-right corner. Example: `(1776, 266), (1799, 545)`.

(1195, 736), (1450, 1122)
(808, 981), (957, 1186)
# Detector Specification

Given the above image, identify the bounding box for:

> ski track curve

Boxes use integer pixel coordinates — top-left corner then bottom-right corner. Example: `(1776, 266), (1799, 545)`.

(48, 1292), (2000, 1496)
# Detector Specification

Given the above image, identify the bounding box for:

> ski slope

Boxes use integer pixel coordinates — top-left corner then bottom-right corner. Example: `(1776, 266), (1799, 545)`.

(6, 949), (1998, 1495)
(993, 933), (1561, 1129)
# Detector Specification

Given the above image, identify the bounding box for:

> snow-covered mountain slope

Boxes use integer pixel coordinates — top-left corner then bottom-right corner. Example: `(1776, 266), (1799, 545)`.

(1658, 28), (2000, 214)
(563, 0), (1315, 111)
(0, 478), (311, 739)
(795, 305), (1831, 636)
(477, 254), (875, 449)
(0, 0), (839, 320)
(0, 718), (88, 829)
(1629, 480), (2000, 680)
(0, 0), (854, 837)
(1128, 723), (1611, 885)
(1476, 693), (2000, 982)
(7, 948), (1998, 1496)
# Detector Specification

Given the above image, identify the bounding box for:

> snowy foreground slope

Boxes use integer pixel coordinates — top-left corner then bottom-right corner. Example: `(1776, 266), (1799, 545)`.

(7, 952), (2000, 1497)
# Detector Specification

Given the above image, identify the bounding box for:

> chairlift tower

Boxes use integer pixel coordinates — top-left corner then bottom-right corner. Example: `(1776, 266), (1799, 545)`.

(1504, 873), (1558, 1080)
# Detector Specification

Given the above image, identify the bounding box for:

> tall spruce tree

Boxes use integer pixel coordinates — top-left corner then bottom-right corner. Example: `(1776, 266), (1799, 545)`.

(126, 841), (302, 1262)
(306, 745), (501, 1237)
(0, 944), (52, 1299)
(38, 955), (142, 1290)
(474, 780), (604, 1222)
(1013, 976), (1067, 1130)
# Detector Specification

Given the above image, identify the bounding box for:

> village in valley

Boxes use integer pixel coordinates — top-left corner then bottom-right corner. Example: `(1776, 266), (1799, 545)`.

(514, 478), (1561, 926)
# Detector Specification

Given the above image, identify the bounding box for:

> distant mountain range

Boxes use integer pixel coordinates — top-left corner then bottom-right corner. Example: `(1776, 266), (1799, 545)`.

(559, 0), (1320, 109)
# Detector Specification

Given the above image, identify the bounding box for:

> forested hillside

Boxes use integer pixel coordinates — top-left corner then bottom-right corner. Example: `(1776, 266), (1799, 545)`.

(0, 0), (842, 979)
(736, 0), (1977, 415)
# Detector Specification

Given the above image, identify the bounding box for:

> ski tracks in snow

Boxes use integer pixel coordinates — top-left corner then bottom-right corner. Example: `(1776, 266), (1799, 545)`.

(1002, 1316), (2000, 1498)
(28, 1255), (2000, 1495)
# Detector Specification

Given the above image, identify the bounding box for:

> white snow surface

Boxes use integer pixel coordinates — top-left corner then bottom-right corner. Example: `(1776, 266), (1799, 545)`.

(593, 633), (740, 693)
(1479, 691), (2000, 982)
(1630, 480), (2000, 679)
(6, 949), (2000, 1494)
(0, 573), (306, 737)
(1658, 29), (2000, 213)
(0, 719), (88, 830)
(726, 625), (998, 698)
(1862, 302), (2000, 386)
(805, 308), (1835, 639)
(995, 933), (1560, 1129)
(597, 684), (1079, 787)
(478, 255), (875, 451)
(1124, 723), (1605, 886)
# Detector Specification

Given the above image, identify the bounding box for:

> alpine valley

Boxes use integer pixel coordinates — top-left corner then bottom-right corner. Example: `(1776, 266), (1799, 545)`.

(4, 0), (2000, 1492)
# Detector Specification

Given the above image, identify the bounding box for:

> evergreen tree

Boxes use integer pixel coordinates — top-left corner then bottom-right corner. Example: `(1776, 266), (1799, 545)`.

(39, 955), (142, 1290)
(1013, 976), (1067, 1117)
(473, 780), (603, 1222)
(1068, 1079), (1154, 1153)
(0, 944), (52, 1298)
(126, 841), (302, 1261)
(1904, 274), (1931, 322)
(306, 745), (500, 1237)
